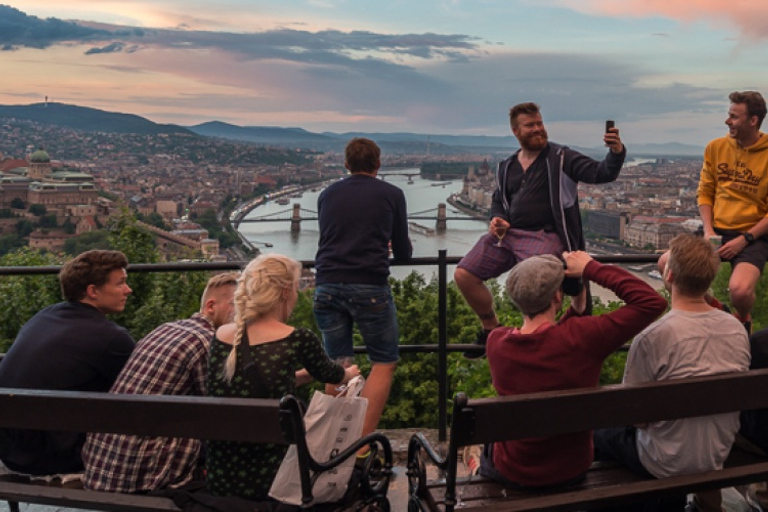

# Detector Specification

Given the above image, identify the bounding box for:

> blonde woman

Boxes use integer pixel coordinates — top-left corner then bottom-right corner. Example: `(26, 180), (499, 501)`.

(206, 254), (359, 501)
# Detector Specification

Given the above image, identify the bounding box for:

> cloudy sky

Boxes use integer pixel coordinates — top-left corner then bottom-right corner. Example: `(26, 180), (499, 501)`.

(2, 1), (768, 146)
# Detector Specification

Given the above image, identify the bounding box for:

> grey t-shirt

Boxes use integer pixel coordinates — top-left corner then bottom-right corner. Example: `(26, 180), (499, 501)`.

(624, 308), (750, 478)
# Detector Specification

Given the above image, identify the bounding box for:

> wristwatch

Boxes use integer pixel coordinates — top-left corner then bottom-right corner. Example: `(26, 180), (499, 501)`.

(743, 232), (755, 245)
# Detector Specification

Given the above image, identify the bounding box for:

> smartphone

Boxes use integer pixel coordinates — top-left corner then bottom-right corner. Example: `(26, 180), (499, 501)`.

(605, 120), (615, 133)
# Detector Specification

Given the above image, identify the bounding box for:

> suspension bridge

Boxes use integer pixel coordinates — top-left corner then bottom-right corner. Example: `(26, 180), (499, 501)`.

(235, 203), (482, 232)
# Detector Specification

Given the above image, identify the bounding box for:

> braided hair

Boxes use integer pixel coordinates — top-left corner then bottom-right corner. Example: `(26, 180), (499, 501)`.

(220, 254), (301, 382)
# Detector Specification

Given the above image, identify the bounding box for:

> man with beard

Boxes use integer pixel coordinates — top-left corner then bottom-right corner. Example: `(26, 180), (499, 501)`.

(456, 102), (626, 357)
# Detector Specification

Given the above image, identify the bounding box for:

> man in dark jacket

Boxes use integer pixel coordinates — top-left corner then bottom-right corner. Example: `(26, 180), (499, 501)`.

(455, 102), (625, 357)
(0, 250), (135, 475)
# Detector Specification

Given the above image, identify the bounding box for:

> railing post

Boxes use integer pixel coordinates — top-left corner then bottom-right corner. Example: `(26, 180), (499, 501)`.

(438, 249), (448, 442)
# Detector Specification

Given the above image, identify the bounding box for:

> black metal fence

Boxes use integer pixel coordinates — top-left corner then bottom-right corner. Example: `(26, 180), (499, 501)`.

(0, 251), (660, 441)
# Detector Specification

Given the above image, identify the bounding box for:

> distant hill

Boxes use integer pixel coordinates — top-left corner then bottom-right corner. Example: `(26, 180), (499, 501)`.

(0, 103), (194, 136)
(190, 124), (704, 156)
(190, 121), (337, 145)
(0, 102), (705, 156)
(188, 124), (516, 154)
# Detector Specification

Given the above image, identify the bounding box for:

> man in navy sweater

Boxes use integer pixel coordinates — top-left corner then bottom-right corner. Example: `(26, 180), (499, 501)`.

(0, 250), (135, 475)
(314, 137), (412, 439)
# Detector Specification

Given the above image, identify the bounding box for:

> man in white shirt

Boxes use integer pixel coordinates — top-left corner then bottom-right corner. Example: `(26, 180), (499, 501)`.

(594, 233), (750, 511)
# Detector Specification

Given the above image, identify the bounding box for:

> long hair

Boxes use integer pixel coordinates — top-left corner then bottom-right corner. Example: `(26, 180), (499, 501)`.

(220, 254), (301, 382)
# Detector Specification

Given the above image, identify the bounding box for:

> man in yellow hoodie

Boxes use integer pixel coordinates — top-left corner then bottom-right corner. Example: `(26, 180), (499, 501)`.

(698, 90), (768, 332)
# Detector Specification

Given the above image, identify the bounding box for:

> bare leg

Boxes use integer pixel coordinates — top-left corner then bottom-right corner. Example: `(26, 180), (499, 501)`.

(729, 262), (761, 319)
(360, 362), (397, 437)
(454, 268), (498, 330)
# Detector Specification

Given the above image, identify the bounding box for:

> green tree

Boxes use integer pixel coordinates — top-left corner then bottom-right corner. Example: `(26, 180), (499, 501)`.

(0, 234), (25, 257)
(39, 214), (57, 228)
(15, 219), (34, 237)
(136, 212), (170, 231)
(0, 248), (62, 351)
(10, 197), (25, 210)
(63, 230), (111, 255)
(28, 204), (47, 216)
(62, 218), (76, 234)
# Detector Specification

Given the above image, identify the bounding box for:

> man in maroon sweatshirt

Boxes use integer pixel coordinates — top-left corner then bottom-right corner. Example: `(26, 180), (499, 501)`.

(477, 251), (667, 488)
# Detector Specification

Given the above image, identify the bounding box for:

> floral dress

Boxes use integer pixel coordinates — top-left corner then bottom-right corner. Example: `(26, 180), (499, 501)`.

(206, 327), (344, 500)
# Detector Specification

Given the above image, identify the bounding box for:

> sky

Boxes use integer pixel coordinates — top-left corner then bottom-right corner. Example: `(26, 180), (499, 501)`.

(2, 1), (768, 146)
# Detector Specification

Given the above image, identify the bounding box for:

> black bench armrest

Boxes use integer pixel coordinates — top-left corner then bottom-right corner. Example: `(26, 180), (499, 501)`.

(278, 394), (393, 507)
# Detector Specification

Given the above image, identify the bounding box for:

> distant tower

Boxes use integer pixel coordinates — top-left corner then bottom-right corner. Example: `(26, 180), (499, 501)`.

(28, 147), (52, 180)
(426, 136), (431, 157)
(45, 96), (48, 107)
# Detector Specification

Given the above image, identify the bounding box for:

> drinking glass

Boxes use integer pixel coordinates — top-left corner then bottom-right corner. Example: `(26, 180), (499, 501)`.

(494, 226), (507, 247)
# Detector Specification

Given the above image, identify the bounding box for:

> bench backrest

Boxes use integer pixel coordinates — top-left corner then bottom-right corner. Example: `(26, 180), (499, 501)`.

(452, 368), (768, 447)
(0, 387), (286, 444)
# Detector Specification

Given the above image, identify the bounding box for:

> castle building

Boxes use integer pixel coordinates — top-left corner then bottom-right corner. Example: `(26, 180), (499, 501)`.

(0, 148), (98, 209)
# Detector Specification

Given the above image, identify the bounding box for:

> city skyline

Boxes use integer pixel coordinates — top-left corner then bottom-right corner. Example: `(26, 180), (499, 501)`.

(2, 1), (768, 147)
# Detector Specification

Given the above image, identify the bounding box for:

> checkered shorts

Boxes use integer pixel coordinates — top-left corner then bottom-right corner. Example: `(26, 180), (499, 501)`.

(457, 228), (565, 281)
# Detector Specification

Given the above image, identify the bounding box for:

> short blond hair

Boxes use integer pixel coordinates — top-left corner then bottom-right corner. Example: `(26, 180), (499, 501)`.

(200, 272), (239, 310)
(667, 234), (720, 296)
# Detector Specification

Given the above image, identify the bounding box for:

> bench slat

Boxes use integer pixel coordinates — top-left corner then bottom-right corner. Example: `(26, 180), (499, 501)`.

(0, 388), (285, 444)
(420, 450), (768, 511)
(461, 369), (768, 445)
(0, 481), (181, 511)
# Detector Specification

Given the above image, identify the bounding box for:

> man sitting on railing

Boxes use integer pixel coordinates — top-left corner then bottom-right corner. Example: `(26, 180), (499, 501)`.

(468, 251), (666, 488)
(455, 101), (626, 358)
(594, 233), (751, 511)
(0, 250), (135, 476)
(82, 272), (238, 493)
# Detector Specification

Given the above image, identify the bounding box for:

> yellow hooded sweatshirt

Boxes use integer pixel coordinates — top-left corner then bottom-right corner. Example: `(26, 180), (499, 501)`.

(698, 133), (768, 231)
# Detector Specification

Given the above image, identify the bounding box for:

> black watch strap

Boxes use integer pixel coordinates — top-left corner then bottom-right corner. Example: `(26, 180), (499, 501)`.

(743, 232), (755, 244)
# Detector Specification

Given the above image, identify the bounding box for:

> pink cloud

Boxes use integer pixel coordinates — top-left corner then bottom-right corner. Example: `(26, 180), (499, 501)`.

(557, 0), (768, 39)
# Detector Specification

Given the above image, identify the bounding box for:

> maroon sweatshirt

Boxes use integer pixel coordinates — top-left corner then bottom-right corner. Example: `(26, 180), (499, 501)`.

(486, 260), (668, 486)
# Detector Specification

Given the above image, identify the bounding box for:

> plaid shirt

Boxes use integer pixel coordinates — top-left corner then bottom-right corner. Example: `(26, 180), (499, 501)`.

(82, 313), (213, 492)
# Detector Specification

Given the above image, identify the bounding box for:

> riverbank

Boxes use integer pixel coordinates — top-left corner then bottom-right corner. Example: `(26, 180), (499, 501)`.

(446, 193), (487, 221)
(230, 179), (338, 229)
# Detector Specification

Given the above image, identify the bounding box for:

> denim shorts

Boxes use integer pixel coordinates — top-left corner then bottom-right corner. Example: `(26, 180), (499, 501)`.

(313, 283), (399, 364)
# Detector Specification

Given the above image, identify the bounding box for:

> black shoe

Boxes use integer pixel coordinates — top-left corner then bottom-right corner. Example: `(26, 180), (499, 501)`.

(463, 329), (491, 359)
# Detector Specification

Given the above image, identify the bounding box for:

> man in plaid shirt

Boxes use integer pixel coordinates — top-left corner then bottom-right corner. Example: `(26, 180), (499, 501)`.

(82, 272), (237, 493)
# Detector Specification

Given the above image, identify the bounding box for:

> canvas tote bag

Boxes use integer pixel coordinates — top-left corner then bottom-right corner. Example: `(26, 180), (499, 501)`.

(269, 376), (368, 506)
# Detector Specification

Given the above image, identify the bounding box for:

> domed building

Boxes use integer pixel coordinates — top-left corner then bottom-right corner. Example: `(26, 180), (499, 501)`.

(28, 147), (52, 181)
(0, 146), (98, 209)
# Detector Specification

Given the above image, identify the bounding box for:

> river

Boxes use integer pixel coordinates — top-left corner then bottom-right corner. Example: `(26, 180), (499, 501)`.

(238, 168), (666, 303)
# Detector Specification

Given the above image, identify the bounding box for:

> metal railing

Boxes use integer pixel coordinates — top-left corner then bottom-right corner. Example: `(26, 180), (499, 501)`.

(0, 250), (660, 441)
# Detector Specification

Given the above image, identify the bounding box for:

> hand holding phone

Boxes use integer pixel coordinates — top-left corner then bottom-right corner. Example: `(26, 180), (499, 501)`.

(603, 120), (622, 153)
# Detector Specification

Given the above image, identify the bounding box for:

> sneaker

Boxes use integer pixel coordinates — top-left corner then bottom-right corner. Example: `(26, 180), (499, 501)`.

(355, 449), (383, 475)
(462, 445), (481, 477)
(463, 329), (492, 359)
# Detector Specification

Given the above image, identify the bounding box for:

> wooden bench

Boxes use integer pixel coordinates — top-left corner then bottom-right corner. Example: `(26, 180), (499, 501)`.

(407, 368), (768, 511)
(0, 388), (393, 511)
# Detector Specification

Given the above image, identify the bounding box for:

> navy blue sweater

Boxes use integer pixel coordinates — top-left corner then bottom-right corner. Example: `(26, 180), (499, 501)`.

(315, 174), (412, 286)
(0, 301), (134, 475)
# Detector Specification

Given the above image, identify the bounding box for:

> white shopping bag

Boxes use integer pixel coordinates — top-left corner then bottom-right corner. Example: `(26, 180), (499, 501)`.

(269, 376), (368, 506)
